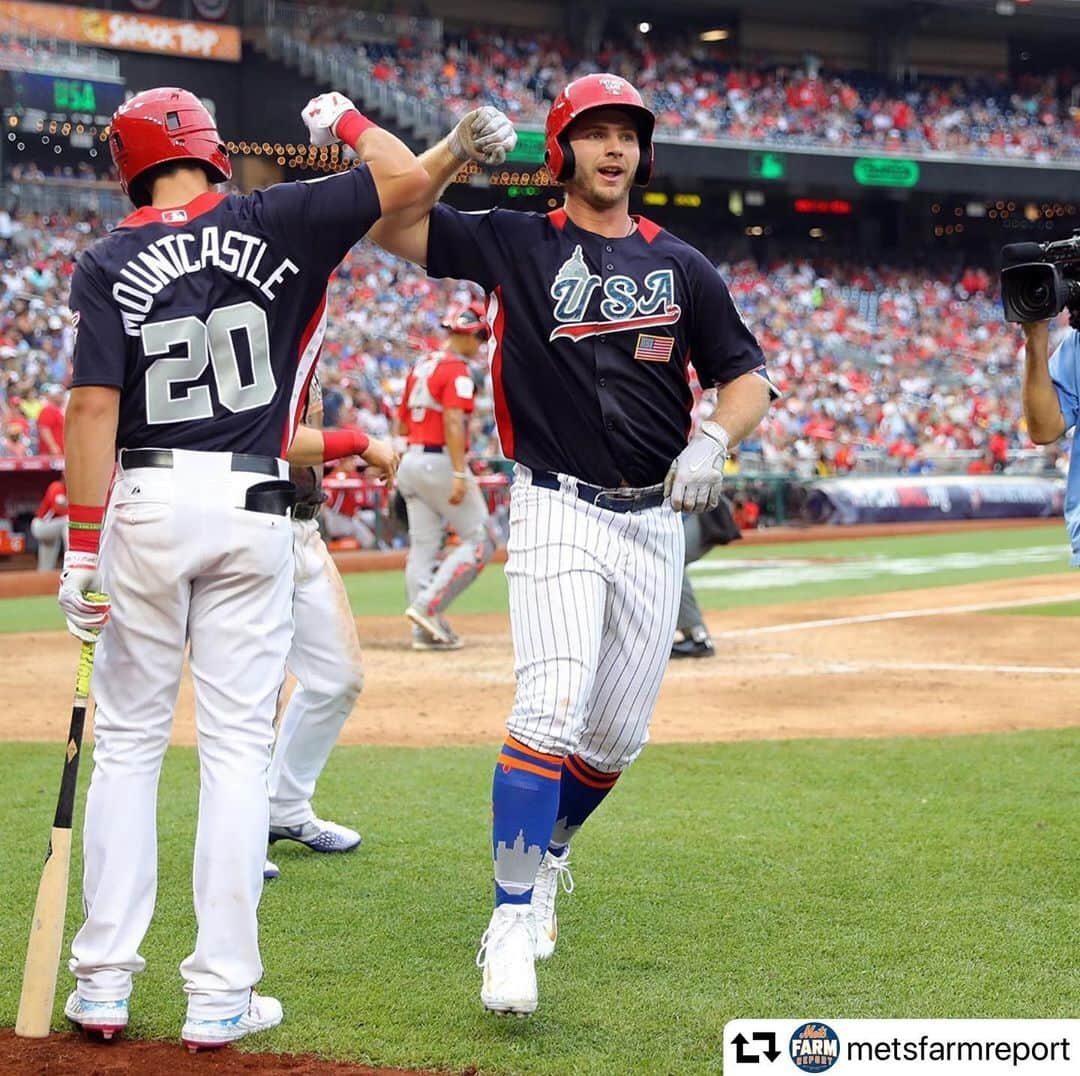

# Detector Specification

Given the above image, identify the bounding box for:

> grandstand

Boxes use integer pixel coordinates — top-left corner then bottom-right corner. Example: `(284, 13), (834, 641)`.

(1, 0), (1078, 558)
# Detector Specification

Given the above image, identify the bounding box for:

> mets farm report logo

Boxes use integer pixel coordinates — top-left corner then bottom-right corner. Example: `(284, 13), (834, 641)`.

(790, 1022), (841, 1072)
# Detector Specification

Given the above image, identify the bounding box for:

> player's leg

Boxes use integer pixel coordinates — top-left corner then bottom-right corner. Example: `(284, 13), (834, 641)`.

(413, 464), (497, 636)
(31, 516), (64, 571)
(398, 453), (451, 642)
(179, 490), (294, 1024)
(69, 475), (189, 1007)
(268, 519), (363, 850)
(478, 478), (609, 1013)
(673, 512), (714, 658)
(531, 505), (683, 958)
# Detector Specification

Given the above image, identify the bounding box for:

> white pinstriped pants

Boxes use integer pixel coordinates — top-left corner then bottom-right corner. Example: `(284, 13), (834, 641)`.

(504, 466), (684, 772)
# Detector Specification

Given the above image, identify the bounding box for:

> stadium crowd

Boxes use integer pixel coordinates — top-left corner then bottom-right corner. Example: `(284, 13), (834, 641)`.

(0, 208), (1066, 494)
(297, 20), (1080, 162)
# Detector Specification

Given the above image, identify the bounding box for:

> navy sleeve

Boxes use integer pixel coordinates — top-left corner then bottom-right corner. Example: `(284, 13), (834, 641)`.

(68, 253), (127, 389)
(688, 254), (773, 392)
(254, 167), (382, 273)
(425, 204), (499, 291)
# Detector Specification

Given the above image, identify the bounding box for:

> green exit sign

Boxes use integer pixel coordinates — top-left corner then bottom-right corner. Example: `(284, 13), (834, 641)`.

(853, 157), (920, 188)
(749, 151), (787, 180)
(507, 129), (546, 164)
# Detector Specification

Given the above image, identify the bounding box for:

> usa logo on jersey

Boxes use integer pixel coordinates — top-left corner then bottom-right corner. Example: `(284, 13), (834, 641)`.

(548, 245), (681, 343)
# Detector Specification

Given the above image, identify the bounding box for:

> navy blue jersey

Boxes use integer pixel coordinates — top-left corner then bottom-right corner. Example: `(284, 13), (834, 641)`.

(69, 168), (381, 457)
(426, 206), (771, 488)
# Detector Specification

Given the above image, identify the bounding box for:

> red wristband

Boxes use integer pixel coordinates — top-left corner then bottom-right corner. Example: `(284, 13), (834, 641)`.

(68, 504), (105, 553)
(322, 428), (370, 461)
(334, 109), (377, 146)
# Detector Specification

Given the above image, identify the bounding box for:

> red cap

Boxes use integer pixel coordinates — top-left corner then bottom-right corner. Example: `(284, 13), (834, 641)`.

(441, 300), (490, 340)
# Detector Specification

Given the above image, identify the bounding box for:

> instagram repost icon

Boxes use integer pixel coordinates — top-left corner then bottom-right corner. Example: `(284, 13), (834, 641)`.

(789, 1022), (840, 1072)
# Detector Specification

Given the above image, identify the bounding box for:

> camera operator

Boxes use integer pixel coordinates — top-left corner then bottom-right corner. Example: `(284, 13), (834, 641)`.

(1020, 317), (1078, 558)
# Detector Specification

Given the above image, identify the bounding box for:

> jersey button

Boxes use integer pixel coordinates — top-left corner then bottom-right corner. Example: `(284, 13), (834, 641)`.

(606, 264), (614, 270)
(605, 245), (613, 252)
(605, 419), (615, 431)
(599, 378), (607, 387)
(598, 333), (607, 341)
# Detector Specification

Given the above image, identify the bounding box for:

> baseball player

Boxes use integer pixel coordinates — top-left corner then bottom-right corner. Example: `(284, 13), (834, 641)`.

(30, 477), (68, 570)
(370, 78), (774, 1014)
(671, 500), (742, 659)
(58, 87), (424, 1048)
(395, 299), (498, 649)
(263, 377), (397, 880)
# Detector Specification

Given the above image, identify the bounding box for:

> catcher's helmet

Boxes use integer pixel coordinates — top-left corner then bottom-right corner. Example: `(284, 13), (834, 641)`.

(442, 299), (490, 340)
(109, 88), (231, 206)
(544, 73), (655, 186)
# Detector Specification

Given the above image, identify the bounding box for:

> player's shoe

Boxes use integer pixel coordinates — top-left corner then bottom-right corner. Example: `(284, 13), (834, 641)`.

(530, 848), (574, 960)
(181, 991), (282, 1052)
(410, 625), (464, 651)
(263, 859), (280, 880)
(671, 628), (715, 659)
(477, 904), (539, 1015)
(405, 604), (456, 645)
(268, 817), (361, 853)
(64, 991), (129, 1039)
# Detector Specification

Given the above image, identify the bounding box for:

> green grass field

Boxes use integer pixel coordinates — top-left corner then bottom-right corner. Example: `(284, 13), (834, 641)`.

(0, 522), (1072, 633)
(1, 734), (1077, 1074)
(2, 523), (1078, 1073)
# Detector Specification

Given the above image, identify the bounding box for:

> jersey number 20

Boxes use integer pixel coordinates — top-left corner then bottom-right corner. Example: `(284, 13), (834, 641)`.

(142, 301), (275, 425)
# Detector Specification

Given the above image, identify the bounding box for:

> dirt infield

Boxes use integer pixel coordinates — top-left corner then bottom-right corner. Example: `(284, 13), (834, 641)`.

(4, 529), (1078, 1073)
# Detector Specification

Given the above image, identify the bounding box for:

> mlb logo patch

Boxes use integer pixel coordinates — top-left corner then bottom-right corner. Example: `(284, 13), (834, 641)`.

(633, 333), (675, 362)
(162, 209), (188, 224)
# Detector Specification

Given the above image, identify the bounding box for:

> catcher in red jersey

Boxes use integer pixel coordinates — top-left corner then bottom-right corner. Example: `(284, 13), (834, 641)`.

(395, 300), (497, 649)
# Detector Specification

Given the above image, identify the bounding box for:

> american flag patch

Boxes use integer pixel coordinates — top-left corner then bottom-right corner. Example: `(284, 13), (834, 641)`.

(633, 333), (675, 362)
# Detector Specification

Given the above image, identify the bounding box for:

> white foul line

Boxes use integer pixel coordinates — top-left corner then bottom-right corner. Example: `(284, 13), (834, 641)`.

(713, 591), (1080, 639)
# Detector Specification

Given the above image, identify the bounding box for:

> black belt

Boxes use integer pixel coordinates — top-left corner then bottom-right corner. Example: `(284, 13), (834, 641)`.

(120, 448), (281, 476)
(293, 502), (322, 521)
(421, 445), (444, 454)
(531, 470), (665, 514)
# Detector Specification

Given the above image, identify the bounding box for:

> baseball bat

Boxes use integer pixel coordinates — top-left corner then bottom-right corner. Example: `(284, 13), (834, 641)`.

(16, 627), (101, 1038)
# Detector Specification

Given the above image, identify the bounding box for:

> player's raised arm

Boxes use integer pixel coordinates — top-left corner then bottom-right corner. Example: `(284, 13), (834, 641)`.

(1022, 319), (1068, 444)
(301, 92), (428, 216)
(368, 107), (516, 266)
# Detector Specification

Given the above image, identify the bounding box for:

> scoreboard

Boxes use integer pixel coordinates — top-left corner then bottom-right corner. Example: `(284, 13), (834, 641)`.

(3, 71), (126, 127)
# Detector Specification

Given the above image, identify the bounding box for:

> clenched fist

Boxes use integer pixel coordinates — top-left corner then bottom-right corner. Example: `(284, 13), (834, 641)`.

(664, 421), (730, 513)
(447, 106), (517, 166)
(301, 91), (358, 147)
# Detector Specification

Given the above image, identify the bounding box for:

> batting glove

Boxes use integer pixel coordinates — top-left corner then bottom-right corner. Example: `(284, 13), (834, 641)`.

(301, 91), (359, 147)
(665, 421), (730, 513)
(58, 551), (110, 643)
(448, 107), (517, 166)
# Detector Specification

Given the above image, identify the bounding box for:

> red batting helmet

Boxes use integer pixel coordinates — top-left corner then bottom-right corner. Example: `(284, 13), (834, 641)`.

(544, 73), (655, 187)
(442, 300), (490, 340)
(109, 88), (231, 206)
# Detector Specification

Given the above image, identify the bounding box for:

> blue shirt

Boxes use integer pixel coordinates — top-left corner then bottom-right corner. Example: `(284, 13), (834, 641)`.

(426, 205), (771, 488)
(1048, 329), (1080, 563)
(69, 168), (381, 457)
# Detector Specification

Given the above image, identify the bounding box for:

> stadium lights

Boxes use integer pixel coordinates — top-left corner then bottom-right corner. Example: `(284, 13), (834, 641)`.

(643, 191), (668, 206)
(700, 29), (729, 42)
(638, 22), (651, 34)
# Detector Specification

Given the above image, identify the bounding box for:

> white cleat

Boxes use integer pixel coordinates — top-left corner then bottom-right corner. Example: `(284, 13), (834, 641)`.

(531, 848), (574, 960)
(263, 858), (280, 880)
(64, 991), (129, 1040)
(268, 817), (361, 853)
(405, 604), (454, 645)
(181, 991), (282, 1052)
(477, 904), (539, 1016)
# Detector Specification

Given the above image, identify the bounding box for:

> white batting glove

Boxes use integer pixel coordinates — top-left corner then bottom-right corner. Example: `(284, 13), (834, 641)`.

(664, 421), (730, 513)
(58, 551), (110, 642)
(301, 91), (358, 147)
(447, 106), (517, 165)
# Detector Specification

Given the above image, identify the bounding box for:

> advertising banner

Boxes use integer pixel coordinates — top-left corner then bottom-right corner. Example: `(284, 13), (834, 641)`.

(805, 475), (1065, 525)
(0, 1), (241, 61)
